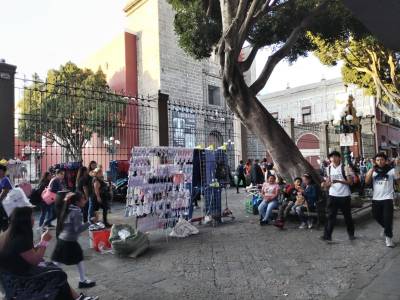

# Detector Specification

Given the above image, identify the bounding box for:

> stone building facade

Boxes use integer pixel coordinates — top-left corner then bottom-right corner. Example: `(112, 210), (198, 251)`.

(85, 0), (243, 160)
(257, 78), (399, 166)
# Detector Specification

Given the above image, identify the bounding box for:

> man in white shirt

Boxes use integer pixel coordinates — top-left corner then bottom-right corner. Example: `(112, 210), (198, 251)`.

(365, 152), (400, 248)
(321, 151), (355, 241)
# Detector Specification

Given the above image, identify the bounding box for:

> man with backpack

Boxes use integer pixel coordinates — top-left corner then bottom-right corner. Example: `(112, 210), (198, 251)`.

(365, 152), (400, 248)
(236, 160), (246, 193)
(321, 151), (356, 242)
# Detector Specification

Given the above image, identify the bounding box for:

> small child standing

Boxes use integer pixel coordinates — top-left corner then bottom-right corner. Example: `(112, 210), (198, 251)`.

(52, 192), (98, 289)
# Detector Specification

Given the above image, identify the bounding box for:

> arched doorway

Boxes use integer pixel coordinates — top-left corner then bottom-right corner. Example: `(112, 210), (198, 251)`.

(296, 133), (320, 169)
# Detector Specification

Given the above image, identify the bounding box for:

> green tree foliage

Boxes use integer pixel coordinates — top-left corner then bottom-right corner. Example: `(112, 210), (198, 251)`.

(18, 62), (127, 161)
(168, 0), (366, 181)
(168, 0), (363, 63)
(311, 34), (400, 119)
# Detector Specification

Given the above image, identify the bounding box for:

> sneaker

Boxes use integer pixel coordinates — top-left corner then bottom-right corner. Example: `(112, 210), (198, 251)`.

(319, 235), (332, 242)
(76, 293), (99, 300)
(46, 224), (55, 229)
(299, 222), (307, 229)
(78, 280), (96, 289)
(386, 237), (395, 248)
(273, 220), (284, 229)
(308, 220), (313, 229)
(259, 220), (267, 226)
(349, 235), (356, 241)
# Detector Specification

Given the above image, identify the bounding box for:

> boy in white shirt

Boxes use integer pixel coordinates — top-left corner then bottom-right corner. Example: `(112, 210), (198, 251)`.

(321, 151), (355, 241)
(365, 152), (400, 248)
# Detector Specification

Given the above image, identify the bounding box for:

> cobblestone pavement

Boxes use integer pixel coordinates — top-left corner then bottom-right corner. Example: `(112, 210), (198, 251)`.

(41, 190), (400, 300)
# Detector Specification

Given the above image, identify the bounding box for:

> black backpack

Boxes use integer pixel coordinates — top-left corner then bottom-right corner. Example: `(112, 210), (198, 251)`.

(328, 165), (360, 193)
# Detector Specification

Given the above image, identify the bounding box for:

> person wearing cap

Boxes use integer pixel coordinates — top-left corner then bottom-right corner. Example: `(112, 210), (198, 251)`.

(0, 165), (12, 231)
(365, 152), (400, 248)
(321, 151), (355, 241)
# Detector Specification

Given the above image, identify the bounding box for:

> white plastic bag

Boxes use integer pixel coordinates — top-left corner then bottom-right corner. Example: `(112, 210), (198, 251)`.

(3, 187), (34, 216)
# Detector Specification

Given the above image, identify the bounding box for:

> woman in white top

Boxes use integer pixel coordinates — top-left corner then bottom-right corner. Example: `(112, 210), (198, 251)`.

(365, 152), (400, 248)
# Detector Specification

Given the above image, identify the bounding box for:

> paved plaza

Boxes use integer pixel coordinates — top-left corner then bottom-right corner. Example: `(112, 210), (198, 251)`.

(39, 190), (400, 300)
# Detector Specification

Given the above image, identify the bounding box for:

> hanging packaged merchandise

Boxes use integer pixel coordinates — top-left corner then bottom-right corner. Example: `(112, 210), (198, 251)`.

(125, 147), (195, 232)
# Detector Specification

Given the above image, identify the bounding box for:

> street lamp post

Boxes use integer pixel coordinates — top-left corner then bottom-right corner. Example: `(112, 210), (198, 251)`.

(103, 136), (120, 161)
(330, 95), (363, 166)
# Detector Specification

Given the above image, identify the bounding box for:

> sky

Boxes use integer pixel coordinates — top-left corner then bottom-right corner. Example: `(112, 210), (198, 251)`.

(0, 0), (341, 94)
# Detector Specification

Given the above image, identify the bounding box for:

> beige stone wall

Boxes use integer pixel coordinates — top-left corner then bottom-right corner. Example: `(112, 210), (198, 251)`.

(125, 0), (161, 98)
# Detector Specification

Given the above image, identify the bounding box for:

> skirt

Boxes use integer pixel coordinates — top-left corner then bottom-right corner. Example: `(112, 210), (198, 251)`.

(51, 239), (83, 265)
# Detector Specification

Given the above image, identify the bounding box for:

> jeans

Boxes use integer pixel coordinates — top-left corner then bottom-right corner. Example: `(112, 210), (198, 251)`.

(372, 199), (393, 238)
(294, 205), (308, 223)
(82, 201), (89, 223)
(236, 174), (246, 192)
(88, 196), (96, 220)
(324, 196), (354, 239)
(277, 200), (294, 221)
(88, 196), (110, 224)
(39, 202), (55, 227)
(258, 200), (278, 222)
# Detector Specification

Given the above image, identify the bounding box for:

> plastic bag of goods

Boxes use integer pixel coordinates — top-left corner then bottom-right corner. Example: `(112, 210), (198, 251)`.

(109, 224), (149, 257)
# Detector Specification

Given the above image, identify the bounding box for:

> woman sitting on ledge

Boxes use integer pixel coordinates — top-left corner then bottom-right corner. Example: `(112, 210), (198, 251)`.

(0, 207), (98, 300)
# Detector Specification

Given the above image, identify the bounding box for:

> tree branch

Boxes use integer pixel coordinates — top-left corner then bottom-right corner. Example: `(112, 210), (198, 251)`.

(249, 0), (329, 95)
(238, 0), (263, 50)
(239, 45), (259, 72)
(253, 0), (274, 19)
(388, 51), (400, 92)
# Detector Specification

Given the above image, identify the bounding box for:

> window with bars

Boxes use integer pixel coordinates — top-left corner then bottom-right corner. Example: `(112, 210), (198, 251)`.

(208, 85), (221, 106)
(302, 106), (312, 124)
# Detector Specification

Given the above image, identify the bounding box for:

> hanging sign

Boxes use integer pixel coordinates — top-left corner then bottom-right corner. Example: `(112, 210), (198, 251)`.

(340, 133), (354, 146)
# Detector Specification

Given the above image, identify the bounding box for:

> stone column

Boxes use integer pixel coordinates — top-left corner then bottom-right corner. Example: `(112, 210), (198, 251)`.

(0, 60), (16, 159)
(283, 118), (295, 141)
(319, 122), (329, 160)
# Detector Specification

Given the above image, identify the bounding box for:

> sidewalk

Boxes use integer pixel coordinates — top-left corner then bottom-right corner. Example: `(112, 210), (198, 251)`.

(340, 248), (400, 300)
(20, 190), (400, 299)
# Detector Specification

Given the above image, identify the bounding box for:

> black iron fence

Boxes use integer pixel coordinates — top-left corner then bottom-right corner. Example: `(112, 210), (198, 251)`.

(14, 77), (156, 182)
(12, 78), (239, 182)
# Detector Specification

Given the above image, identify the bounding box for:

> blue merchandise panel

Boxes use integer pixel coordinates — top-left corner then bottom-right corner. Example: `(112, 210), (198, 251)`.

(204, 187), (222, 220)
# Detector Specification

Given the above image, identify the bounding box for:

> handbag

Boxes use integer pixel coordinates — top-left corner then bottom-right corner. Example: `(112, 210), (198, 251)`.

(41, 188), (56, 205)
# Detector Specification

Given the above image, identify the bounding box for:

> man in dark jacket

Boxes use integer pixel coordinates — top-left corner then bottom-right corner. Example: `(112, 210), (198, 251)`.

(251, 159), (264, 185)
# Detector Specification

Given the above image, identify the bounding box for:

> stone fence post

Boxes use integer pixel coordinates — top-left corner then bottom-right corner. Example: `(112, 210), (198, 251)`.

(319, 122), (329, 160)
(158, 92), (169, 146)
(283, 118), (295, 142)
(0, 60), (16, 159)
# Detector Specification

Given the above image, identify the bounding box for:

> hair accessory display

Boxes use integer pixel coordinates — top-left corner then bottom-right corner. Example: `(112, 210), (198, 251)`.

(125, 147), (194, 232)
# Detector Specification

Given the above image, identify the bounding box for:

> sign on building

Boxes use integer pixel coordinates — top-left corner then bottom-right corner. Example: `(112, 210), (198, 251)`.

(340, 133), (354, 147)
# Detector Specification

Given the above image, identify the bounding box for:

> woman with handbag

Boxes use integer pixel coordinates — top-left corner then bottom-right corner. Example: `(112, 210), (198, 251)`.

(92, 167), (112, 228)
(41, 169), (66, 229)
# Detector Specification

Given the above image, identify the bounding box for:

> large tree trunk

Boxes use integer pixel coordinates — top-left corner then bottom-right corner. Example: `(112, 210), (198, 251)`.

(222, 67), (319, 182)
